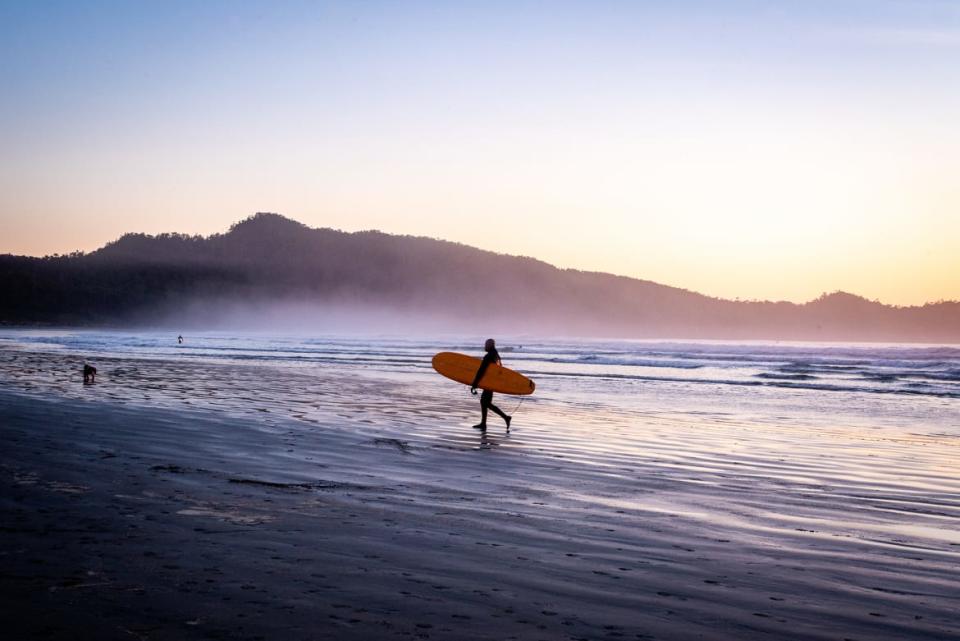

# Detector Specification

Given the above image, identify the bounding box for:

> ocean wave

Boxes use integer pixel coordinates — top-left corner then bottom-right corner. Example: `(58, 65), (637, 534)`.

(862, 373), (899, 383)
(534, 370), (959, 399)
(913, 369), (960, 382)
(755, 372), (819, 381)
(559, 355), (704, 369)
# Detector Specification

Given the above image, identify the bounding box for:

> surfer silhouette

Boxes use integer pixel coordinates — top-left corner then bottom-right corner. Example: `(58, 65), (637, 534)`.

(470, 338), (512, 431)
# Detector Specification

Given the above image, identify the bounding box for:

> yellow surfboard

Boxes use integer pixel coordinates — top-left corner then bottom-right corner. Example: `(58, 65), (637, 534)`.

(432, 352), (536, 396)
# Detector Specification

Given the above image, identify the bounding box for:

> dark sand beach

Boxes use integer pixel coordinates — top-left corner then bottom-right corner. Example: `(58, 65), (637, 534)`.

(2, 335), (959, 640)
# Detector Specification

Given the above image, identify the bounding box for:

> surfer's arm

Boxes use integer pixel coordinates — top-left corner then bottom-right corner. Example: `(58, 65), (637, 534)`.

(470, 363), (488, 392)
(470, 354), (493, 392)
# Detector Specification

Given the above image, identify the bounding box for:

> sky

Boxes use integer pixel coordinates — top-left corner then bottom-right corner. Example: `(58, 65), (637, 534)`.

(1, 0), (957, 305)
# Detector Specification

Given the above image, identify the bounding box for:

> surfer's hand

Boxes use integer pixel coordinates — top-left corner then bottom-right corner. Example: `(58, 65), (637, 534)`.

(470, 387), (477, 395)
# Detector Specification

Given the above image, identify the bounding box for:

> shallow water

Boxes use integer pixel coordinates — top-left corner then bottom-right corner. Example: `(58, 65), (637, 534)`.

(3, 330), (959, 398)
(2, 330), (957, 539)
(1, 330), (956, 434)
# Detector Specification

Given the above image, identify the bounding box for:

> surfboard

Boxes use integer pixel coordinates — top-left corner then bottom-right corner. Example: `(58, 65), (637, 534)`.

(431, 352), (536, 396)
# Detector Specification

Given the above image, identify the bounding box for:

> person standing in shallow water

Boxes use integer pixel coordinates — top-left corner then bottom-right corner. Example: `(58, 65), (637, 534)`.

(470, 338), (512, 431)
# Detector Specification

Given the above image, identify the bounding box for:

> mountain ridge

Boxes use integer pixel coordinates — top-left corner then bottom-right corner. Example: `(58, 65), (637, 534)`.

(2, 213), (957, 341)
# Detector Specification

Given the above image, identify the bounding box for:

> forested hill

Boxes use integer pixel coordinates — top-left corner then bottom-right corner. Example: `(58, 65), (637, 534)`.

(1, 213), (958, 341)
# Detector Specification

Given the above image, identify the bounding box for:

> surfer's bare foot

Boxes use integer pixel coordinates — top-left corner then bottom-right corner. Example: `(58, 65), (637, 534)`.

(473, 423), (487, 431)
(505, 415), (512, 430)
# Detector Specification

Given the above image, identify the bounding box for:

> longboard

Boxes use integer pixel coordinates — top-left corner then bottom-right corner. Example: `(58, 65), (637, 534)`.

(432, 352), (536, 396)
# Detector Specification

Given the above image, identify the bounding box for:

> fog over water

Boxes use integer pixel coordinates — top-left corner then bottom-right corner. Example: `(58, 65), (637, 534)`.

(5, 213), (959, 342)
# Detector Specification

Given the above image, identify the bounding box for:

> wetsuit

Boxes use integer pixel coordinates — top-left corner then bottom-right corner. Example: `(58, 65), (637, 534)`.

(471, 348), (509, 426)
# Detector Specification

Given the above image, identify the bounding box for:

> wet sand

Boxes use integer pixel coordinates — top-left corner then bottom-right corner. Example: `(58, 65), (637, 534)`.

(1, 345), (959, 640)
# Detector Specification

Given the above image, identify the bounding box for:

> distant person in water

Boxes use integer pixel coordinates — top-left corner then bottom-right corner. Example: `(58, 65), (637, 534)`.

(83, 364), (97, 384)
(178, 335), (183, 344)
(470, 338), (512, 431)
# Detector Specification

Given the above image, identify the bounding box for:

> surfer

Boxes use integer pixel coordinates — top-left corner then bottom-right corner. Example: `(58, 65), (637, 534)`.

(470, 338), (512, 431)
(83, 364), (97, 384)
(178, 335), (183, 344)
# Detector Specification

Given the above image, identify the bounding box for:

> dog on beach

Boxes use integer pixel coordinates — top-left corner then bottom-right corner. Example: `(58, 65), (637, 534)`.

(83, 364), (97, 384)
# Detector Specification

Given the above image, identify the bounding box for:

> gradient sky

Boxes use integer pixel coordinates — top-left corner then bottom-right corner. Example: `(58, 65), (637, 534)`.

(1, 1), (957, 305)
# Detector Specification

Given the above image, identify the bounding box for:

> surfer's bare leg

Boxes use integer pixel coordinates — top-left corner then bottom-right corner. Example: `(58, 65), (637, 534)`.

(488, 403), (510, 425)
(475, 389), (493, 429)
(474, 413), (487, 430)
(482, 390), (511, 429)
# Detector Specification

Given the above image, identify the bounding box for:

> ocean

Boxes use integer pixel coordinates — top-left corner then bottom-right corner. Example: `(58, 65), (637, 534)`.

(1, 329), (956, 427)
